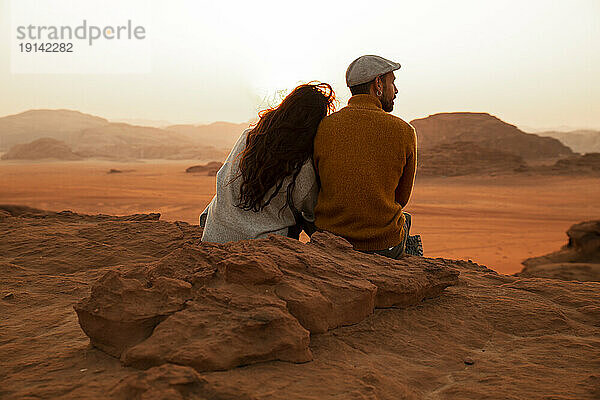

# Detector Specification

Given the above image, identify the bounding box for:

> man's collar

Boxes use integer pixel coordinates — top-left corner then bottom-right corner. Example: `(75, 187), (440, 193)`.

(348, 94), (383, 110)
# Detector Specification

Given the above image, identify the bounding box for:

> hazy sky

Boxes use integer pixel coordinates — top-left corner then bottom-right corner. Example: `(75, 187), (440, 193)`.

(1, 0), (599, 130)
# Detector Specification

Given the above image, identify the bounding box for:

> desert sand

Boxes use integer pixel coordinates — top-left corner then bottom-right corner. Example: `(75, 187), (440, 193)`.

(1, 160), (599, 274)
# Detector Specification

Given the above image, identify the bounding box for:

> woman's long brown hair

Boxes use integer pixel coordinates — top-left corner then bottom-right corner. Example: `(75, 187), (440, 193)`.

(236, 82), (336, 213)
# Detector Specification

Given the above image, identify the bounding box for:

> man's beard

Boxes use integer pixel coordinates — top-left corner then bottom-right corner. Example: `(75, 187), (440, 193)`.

(380, 87), (394, 112)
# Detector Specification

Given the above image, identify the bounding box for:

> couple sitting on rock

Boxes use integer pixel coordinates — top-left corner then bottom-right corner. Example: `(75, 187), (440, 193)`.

(200, 55), (422, 259)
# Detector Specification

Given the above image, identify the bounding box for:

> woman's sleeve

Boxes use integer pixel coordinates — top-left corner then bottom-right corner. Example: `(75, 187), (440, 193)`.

(199, 196), (215, 227)
(299, 179), (318, 223)
(292, 160), (319, 222)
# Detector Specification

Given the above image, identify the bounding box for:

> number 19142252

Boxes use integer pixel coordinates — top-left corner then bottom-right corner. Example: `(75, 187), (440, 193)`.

(19, 43), (73, 52)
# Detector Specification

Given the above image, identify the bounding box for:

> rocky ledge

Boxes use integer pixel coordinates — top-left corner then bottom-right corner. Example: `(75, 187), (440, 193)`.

(74, 230), (459, 372)
(518, 220), (600, 281)
(1, 205), (598, 399)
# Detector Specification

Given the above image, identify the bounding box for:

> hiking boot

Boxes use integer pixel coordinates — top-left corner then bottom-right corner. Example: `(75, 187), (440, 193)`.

(405, 234), (423, 256)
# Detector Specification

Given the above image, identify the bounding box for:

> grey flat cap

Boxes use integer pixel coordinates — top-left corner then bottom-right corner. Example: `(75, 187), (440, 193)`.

(346, 55), (401, 87)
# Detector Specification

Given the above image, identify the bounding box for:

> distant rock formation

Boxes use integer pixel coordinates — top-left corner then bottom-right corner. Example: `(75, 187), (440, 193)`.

(418, 141), (527, 177)
(517, 153), (600, 176)
(71, 123), (227, 161)
(4, 109), (585, 167)
(0, 109), (109, 151)
(1, 137), (83, 160)
(518, 220), (600, 281)
(549, 153), (600, 174)
(411, 112), (574, 160)
(518, 263), (600, 282)
(185, 161), (223, 175)
(0, 110), (229, 161)
(537, 130), (600, 154)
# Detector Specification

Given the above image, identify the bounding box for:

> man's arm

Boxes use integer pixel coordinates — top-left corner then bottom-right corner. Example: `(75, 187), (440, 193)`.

(395, 128), (417, 208)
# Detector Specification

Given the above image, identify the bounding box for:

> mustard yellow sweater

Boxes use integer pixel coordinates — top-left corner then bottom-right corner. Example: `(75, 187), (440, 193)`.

(313, 94), (417, 251)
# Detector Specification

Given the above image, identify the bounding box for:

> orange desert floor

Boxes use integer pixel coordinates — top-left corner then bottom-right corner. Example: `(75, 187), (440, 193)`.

(1, 160), (598, 274)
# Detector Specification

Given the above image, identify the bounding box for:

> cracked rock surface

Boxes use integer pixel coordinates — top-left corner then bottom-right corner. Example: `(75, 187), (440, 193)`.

(1, 206), (599, 399)
(75, 227), (460, 372)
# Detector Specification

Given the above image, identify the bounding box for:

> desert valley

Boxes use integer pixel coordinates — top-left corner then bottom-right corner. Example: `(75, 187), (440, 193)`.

(1, 109), (598, 274)
(1, 109), (599, 399)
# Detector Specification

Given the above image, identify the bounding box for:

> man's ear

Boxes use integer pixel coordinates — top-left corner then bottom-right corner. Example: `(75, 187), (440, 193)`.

(374, 75), (385, 95)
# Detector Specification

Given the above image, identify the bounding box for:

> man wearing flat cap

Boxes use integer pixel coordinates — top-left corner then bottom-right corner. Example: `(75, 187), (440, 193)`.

(313, 55), (420, 258)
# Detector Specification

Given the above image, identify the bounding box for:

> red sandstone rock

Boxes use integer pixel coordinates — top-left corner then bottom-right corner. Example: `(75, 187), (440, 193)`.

(551, 153), (600, 174)
(0, 205), (198, 274)
(122, 287), (312, 371)
(74, 230), (459, 372)
(1, 137), (84, 161)
(110, 364), (209, 400)
(417, 141), (527, 177)
(519, 220), (600, 281)
(410, 112), (573, 160)
(74, 271), (192, 358)
(3, 208), (599, 399)
(517, 263), (600, 281)
(110, 363), (255, 400)
(185, 161), (223, 175)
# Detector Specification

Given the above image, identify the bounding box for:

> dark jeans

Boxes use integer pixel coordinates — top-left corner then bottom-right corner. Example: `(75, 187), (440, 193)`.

(292, 212), (422, 260)
(361, 212), (412, 259)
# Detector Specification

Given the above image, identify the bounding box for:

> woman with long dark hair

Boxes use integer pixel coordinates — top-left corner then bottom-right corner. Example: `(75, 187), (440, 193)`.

(200, 82), (336, 243)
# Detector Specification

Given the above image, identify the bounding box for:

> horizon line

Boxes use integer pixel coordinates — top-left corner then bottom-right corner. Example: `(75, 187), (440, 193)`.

(1, 107), (600, 133)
